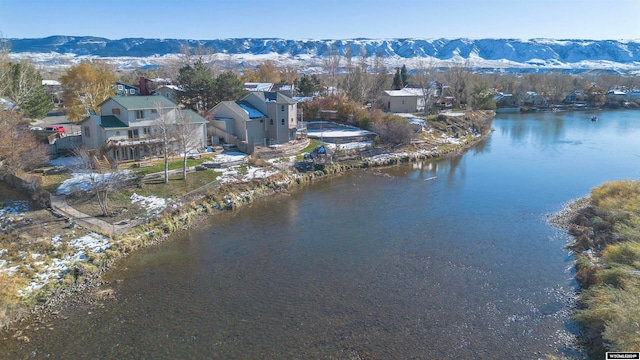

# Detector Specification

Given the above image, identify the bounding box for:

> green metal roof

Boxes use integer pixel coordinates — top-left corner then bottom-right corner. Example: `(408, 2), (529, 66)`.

(109, 96), (176, 110)
(100, 115), (128, 128)
(179, 109), (209, 124)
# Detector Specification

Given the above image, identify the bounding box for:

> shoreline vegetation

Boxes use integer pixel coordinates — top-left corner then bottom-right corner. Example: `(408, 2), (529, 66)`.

(549, 181), (640, 356)
(0, 111), (494, 338)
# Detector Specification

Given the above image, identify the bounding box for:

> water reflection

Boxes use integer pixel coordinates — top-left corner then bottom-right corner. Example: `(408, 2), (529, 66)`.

(4, 110), (640, 358)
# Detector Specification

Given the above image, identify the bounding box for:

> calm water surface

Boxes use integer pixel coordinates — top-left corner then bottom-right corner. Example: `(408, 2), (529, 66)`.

(3, 111), (640, 359)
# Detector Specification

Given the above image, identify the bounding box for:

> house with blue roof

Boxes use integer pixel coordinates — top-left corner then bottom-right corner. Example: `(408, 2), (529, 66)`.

(79, 96), (208, 162)
(206, 91), (298, 153)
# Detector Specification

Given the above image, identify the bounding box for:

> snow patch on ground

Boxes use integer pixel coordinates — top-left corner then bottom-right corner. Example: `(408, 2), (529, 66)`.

(324, 141), (374, 150)
(130, 193), (167, 217)
(0, 200), (29, 232)
(207, 152), (248, 164)
(215, 165), (279, 184)
(0, 229), (111, 295)
(48, 156), (86, 167)
(56, 170), (133, 195)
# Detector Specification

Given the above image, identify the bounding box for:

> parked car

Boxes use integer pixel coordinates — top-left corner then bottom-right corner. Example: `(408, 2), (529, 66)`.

(44, 125), (66, 136)
(186, 150), (201, 159)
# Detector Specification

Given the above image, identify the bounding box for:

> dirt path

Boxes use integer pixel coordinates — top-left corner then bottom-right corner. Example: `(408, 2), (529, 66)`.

(50, 195), (134, 237)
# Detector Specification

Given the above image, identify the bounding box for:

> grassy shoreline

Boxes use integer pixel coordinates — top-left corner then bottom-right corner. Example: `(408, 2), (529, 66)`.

(0, 111), (494, 335)
(550, 180), (640, 356)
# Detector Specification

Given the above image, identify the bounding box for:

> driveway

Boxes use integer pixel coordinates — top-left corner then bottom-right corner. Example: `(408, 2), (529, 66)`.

(31, 109), (81, 135)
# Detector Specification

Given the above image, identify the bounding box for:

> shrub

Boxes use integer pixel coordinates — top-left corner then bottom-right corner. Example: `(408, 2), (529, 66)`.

(601, 286), (640, 351)
(602, 241), (640, 268)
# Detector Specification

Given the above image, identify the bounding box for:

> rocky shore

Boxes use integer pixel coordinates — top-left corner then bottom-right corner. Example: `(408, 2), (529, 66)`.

(1, 110), (495, 337)
(547, 196), (591, 231)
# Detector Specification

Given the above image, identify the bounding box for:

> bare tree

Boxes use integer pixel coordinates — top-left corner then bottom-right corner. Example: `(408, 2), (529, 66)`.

(173, 110), (204, 180)
(322, 45), (341, 95)
(441, 60), (471, 108)
(71, 145), (129, 217)
(152, 101), (176, 183)
(369, 52), (390, 108)
(0, 33), (11, 97)
(415, 60), (437, 114)
(0, 111), (48, 175)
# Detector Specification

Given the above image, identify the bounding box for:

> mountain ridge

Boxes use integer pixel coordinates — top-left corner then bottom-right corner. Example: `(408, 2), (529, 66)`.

(6, 36), (640, 71)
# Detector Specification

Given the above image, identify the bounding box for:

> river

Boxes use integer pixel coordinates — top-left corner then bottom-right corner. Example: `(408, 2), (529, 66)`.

(2, 110), (640, 359)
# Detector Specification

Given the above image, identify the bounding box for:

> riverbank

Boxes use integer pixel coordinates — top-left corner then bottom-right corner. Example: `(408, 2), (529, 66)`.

(549, 181), (640, 356)
(0, 110), (495, 335)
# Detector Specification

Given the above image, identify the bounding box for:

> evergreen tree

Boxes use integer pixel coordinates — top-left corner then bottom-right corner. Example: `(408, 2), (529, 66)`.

(23, 86), (54, 119)
(4, 60), (53, 118)
(176, 60), (217, 113)
(400, 64), (410, 87)
(214, 71), (247, 104)
(392, 68), (403, 90)
(296, 74), (322, 97)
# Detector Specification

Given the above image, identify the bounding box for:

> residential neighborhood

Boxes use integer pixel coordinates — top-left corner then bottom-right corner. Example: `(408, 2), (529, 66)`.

(3, 43), (640, 360)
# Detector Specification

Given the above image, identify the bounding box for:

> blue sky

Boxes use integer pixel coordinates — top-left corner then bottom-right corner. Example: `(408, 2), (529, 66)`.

(3, 0), (640, 40)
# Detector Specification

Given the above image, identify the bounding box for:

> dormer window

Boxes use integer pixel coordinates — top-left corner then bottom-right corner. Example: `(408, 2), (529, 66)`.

(135, 110), (144, 119)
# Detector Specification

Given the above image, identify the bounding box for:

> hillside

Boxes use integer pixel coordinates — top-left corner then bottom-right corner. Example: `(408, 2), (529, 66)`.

(7, 36), (640, 73)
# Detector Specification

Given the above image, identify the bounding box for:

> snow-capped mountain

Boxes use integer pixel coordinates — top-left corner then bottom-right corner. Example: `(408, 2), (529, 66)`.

(7, 36), (640, 72)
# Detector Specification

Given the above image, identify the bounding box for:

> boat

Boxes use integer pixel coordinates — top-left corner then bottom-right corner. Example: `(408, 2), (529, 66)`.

(591, 116), (598, 122)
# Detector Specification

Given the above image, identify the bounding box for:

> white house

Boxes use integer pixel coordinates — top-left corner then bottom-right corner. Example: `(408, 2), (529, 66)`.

(80, 96), (208, 162)
(206, 91), (298, 153)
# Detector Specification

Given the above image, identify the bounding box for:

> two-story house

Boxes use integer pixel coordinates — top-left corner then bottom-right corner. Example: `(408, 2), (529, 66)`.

(80, 96), (208, 162)
(206, 91), (297, 153)
(113, 82), (139, 96)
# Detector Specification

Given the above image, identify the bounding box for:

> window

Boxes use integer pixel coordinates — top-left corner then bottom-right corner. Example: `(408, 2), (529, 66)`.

(281, 118), (285, 125)
(166, 92), (171, 99)
(117, 85), (123, 91)
(112, 108), (120, 115)
(143, 127), (150, 135)
(130, 89), (135, 94)
(269, 119), (273, 125)
(84, 126), (90, 138)
(135, 110), (144, 119)
(151, 109), (157, 114)
(281, 105), (285, 111)
(128, 129), (139, 138)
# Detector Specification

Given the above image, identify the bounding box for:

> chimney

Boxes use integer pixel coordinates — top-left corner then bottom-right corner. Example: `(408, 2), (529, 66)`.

(139, 77), (149, 95)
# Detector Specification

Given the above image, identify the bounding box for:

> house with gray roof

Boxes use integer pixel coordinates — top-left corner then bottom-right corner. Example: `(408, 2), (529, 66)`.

(79, 96), (208, 162)
(206, 91), (298, 153)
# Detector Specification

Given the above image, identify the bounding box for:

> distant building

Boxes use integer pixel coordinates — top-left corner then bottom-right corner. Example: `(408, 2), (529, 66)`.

(152, 85), (182, 104)
(0, 97), (16, 111)
(112, 82), (139, 96)
(42, 79), (62, 104)
(380, 89), (420, 113)
(244, 82), (274, 92)
(244, 82), (295, 97)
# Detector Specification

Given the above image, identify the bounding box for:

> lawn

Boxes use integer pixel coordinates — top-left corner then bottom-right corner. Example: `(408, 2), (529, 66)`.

(67, 169), (221, 223)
